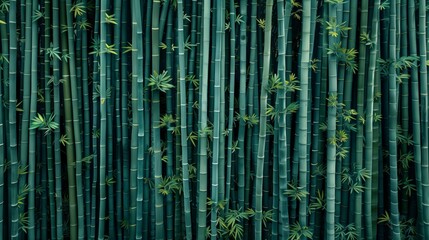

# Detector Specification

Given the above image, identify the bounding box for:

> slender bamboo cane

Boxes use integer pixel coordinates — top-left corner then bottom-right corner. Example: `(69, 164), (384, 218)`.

(64, 1), (85, 238)
(388, 1), (401, 238)
(210, 1), (224, 238)
(277, 1), (291, 238)
(196, 1), (210, 239)
(364, 1), (380, 239)
(354, 0), (369, 237)
(151, 1), (165, 239)
(417, 0), (429, 237)
(164, 6), (174, 239)
(0, 8), (6, 240)
(408, 0), (424, 237)
(298, 0), (312, 231)
(0, 4), (8, 236)
(27, 0), (39, 237)
(42, 1), (57, 233)
(131, 0), (144, 239)
(52, 0), (64, 237)
(326, 2), (338, 239)
(225, 0), (236, 212)
(255, 0), (273, 238)
(129, 1), (138, 237)
(237, 0), (247, 213)
(8, 0), (19, 238)
(177, 2), (193, 237)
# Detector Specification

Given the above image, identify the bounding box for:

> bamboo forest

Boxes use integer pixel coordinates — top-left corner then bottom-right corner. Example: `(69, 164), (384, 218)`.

(1, 0), (429, 239)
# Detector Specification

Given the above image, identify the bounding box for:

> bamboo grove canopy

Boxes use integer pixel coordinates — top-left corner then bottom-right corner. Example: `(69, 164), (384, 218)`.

(0, 0), (428, 239)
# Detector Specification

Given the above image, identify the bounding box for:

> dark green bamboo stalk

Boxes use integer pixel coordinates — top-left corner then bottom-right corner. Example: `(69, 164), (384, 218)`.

(52, 0), (64, 237)
(42, 1), (56, 236)
(8, 0), (19, 238)
(276, 1), (291, 238)
(326, 2), (338, 239)
(388, 1), (401, 238)
(225, 0), (236, 212)
(64, 1), (85, 238)
(237, 0), (247, 213)
(255, 0), (273, 238)
(408, 0), (424, 237)
(210, 1), (224, 238)
(0, 9), (6, 240)
(364, 1), (380, 239)
(177, 1), (192, 238)
(196, 1), (210, 239)
(417, 0), (429, 237)
(298, 0), (311, 232)
(97, 1), (108, 238)
(131, 0), (144, 238)
(354, 0), (368, 237)
(151, 1), (165, 239)
(27, 0), (39, 237)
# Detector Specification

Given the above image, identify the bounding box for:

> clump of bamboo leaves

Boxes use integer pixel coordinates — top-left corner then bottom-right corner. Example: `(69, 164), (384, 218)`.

(0, 0), (428, 239)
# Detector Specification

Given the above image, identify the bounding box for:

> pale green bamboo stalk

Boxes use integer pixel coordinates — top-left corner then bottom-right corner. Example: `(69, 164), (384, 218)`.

(326, 2), (338, 239)
(196, 1), (210, 239)
(237, 0), (248, 212)
(225, 0), (236, 211)
(210, 1), (224, 238)
(364, 1), (380, 239)
(131, 0), (144, 239)
(151, 1), (165, 239)
(298, 0), (311, 231)
(177, 1), (193, 238)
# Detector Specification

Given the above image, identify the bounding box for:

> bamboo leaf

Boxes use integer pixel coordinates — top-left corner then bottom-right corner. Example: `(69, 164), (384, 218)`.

(32, 9), (44, 22)
(148, 70), (174, 92)
(104, 13), (117, 25)
(0, 0), (9, 13)
(70, 2), (86, 17)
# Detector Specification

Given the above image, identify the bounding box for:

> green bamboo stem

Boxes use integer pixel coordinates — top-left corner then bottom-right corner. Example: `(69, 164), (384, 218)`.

(326, 2), (338, 239)
(418, 0), (429, 237)
(64, 1), (85, 238)
(210, 1), (224, 238)
(277, 1), (291, 238)
(255, 0), (273, 238)
(151, 2), (165, 239)
(237, 0), (247, 212)
(364, 1), (380, 239)
(225, 0), (236, 212)
(164, 6), (174, 239)
(0, 4), (7, 235)
(388, 1), (401, 238)
(131, 0), (144, 239)
(42, 1), (56, 230)
(196, 1), (210, 239)
(298, 0), (311, 232)
(8, 0), (19, 237)
(52, 0), (64, 237)
(27, 0), (39, 237)
(408, 0), (424, 237)
(177, 0), (192, 239)
(142, 1), (153, 236)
